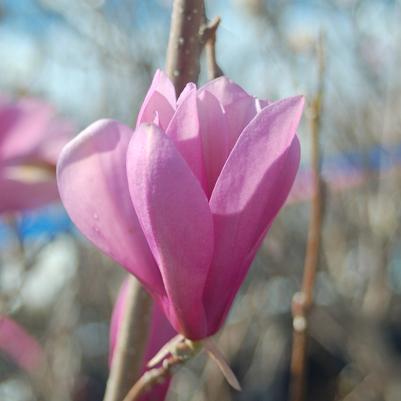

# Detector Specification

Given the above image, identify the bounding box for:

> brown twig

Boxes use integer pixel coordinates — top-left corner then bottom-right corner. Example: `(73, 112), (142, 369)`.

(166, 0), (205, 94)
(103, 276), (152, 401)
(122, 355), (184, 401)
(122, 335), (241, 401)
(200, 16), (224, 80)
(289, 32), (326, 401)
(122, 338), (201, 401)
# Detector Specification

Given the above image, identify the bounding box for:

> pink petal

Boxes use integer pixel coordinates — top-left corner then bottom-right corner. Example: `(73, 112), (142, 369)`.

(0, 173), (59, 213)
(57, 119), (164, 294)
(199, 77), (268, 152)
(109, 281), (176, 401)
(197, 90), (230, 197)
(166, 83), (205, 186)
(199, 76), (251, 106)
(136, 70), (176, 130)
(204, 96), (304, 333)
(176, 82), (194, 106)
(127, 124), (214, 339)
(0, 97), (55, 162)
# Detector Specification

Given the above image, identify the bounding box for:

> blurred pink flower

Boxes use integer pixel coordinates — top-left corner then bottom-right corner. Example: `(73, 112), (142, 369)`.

(0, 95), (73, 213)
(110, 280), (175, 401)
(0, 316), (43, 372)
(57, 70), (303, 339)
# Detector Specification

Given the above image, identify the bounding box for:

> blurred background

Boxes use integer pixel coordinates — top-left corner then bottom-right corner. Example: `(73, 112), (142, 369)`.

(1, 0), (401, 400)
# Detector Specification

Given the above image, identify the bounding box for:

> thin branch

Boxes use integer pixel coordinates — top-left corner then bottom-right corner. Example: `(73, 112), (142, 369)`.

(300, 33), (326, 309)
(122, 338), (200, 401)
(123, 354), (184, 401)
(289, 32), (326, 401)
(201, 16), (224, 80)
(103, 276), (152, 401)
(122, 337), (240, 401)
(166, 0), (205, 94)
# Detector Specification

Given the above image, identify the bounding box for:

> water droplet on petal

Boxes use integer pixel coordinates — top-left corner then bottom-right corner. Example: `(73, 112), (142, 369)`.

(93, 213), (99, 220)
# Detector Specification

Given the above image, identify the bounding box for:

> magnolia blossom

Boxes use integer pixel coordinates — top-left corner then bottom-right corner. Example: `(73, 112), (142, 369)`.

(57, 70), (304, 340)
(0, 95), (72, 213)
(110, 281), (175, 401)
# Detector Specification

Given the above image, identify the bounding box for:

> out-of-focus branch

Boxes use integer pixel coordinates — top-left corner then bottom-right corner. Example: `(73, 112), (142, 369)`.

(103, 277), (152, 401)
(301, 33), (325, 309)
(166, 0), (205, 94)
(289, 32), (326, 401)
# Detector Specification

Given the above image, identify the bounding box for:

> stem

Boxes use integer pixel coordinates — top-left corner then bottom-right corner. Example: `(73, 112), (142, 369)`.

(289, 33), (326, 401)
(122, 354), (185, 401)
(123, 338), (201, 401)
(122, 337), (240, 401)
(103, 276), (152, 401)
(166, 0), (205, 94)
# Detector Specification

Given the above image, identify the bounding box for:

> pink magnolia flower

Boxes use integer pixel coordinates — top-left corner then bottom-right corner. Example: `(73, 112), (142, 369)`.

(57, 70), (304, 340)
(110, 280), (175, 401)
(0, 95), (73, 213)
